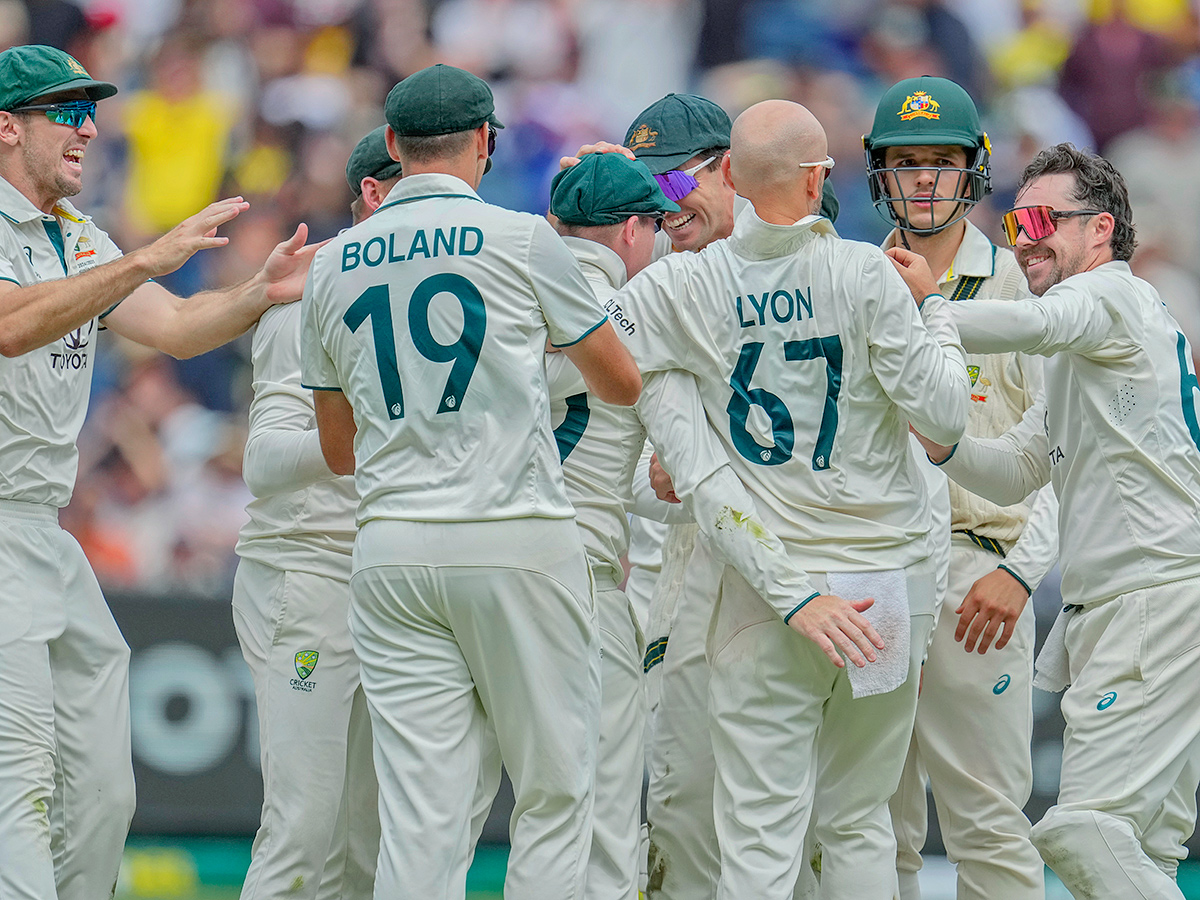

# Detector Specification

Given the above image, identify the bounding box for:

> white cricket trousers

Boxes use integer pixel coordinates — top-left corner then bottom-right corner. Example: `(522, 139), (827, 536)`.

(0, 499), (136, 900)
(350, 517), (601, 900)
(587, 576), (646, 900)
(890, 538), (1042, 900)
(644, 526), (721, 900)
(710, 559), (935, 900)
(1031, 576), (1200, 899)
(232, 559), (379, 900)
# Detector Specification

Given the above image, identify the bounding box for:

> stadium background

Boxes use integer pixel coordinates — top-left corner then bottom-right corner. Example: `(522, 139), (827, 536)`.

(5, 0), (1200, 895)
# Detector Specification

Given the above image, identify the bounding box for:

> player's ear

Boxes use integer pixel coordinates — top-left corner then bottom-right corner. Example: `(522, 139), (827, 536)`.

(622, 215), (639, 248)
(721, 151), (735, 192)
(0, 110), (23, 147)
(384, 125), (401, 163)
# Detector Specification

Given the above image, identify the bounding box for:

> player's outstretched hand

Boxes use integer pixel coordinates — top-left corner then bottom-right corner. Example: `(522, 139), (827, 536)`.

(262, 223), (327, 305)
(559, 141), (637, 171)
(649, 453), (680, 504)
(885, 246), (940, 305)
(138, 197), (250, 277)
(955, 567), (1029, 654)
(788, 595), (884, 668)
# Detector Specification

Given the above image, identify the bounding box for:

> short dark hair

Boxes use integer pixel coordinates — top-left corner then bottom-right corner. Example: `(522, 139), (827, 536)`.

(1018, 143), (1137, 261)
(691, 146), (729, 168)
(393, 129), (476, 164)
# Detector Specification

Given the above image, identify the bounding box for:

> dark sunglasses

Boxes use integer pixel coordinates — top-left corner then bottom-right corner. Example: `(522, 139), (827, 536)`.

(1001, 205), (1103, 246)
(9, 99), (97, 130)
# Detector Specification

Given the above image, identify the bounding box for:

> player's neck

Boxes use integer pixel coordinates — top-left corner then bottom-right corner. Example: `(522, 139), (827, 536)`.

(897, 219), (966, 283)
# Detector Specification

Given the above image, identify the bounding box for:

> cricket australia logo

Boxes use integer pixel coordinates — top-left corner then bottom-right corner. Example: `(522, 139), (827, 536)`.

(291, 649), (319, 692)
(898, 91), (940, 121)
(967, 365), (990, 403)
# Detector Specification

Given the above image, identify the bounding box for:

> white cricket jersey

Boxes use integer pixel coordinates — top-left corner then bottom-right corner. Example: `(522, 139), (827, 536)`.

(612, 205), (970, 572)
(940, 260), (1200, 604)
(546, 238), (646, 585)
(0, 176), (123, 508)
(235, 302), (358, 581)
(886, 222), (1043, 548)
(300, 173), (607, 524)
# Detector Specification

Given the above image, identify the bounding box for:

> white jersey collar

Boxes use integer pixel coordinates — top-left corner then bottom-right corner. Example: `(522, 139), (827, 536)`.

(0, 173), (88, 225)
(560, 236), (627, 290)
(373, 172), (483, 214)
(883, 219), (997, 284)
(727, 202), (837, 261)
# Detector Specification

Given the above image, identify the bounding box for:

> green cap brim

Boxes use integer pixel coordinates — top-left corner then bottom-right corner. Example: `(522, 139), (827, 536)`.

(19, 76), (118, 107)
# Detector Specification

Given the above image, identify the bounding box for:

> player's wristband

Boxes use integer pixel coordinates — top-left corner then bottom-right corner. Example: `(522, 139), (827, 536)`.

(930, 443), (958, 466)
(784, 591), (822, 624)
(997, 564), (1032, 596)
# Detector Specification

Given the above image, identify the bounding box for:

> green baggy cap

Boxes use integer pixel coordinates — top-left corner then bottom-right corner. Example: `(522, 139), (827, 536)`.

(623, 93), (731, 175)
(865, 76), (984, 150)
(346, 125), (403, 195)
(385, 64), (504, 137)
(551, 152), (681, 226)
(0, 45), (117, 110)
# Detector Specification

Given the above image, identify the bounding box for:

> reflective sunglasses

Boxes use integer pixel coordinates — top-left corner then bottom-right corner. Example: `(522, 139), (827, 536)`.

(1001, 205), (1103, 246)
(653, 157), (715, 202)
(10, 99), (97, 129)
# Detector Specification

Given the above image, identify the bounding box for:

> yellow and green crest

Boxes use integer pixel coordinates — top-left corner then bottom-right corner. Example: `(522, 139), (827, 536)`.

(294, 650), (319, 680)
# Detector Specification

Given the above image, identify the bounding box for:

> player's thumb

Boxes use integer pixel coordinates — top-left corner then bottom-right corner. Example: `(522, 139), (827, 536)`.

(850, 596), (875, 612)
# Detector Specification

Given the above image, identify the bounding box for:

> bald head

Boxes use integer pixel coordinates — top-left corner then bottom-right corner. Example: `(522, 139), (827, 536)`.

(728, 100), (828, 223)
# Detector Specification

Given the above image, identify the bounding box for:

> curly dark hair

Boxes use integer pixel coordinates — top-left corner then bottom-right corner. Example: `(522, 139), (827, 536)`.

(1017, 143), (1137, 261)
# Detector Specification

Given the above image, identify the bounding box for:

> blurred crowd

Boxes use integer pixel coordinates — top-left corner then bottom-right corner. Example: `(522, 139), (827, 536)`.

(6, 0), (1199, 596)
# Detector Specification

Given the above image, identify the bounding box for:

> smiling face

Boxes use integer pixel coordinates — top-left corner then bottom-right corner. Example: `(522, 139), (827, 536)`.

(881, 144), (970, 234)
(659, 154), (736, 252)
(8, 89), (96, 213)
(1011, 172), (1098, 297)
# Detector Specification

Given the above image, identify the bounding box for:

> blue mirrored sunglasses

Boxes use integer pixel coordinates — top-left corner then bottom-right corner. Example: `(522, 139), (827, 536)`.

(10, 100), (97, 129)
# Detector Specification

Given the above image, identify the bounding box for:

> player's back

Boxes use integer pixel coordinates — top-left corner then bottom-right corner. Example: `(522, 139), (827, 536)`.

(619, 208), (968, 571)
(302, 173), (605, 525)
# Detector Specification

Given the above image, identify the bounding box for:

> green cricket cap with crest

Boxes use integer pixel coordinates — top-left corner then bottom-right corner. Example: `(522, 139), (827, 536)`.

(551, 152), (680, 226)
(0, 44), (117, 110)
(346, 126), (403, 195)
(623, 93), (732, 175)
(385, 64), (504, 136)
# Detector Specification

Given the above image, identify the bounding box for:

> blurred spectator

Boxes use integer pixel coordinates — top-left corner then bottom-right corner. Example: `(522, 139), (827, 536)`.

(1058, 1), (1177, 151)
(989, 0), (1073, 90)
(432, 0), (577, 83)
(1, 1), (30, 48)
(121, 33), (236, 238)
(20, 0), (86, 49)
(1107, 69), (1200, 279)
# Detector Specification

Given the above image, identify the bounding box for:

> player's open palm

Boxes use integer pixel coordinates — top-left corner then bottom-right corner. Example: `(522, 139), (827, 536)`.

(139, 197), (251, 277)
(789, 595), (884, 668)
(262, 223), (325, 305)
(956, 567), (1029, 654)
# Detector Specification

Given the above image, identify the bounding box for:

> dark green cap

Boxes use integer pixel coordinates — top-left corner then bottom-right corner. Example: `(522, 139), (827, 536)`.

(346, 126), (403, 195)
(385, 64), (504, 137)
(864, 76), (984, 150)
(623, 93), (731, 175)
(0, 45), (117, 111)
(551, 152), (680, 226)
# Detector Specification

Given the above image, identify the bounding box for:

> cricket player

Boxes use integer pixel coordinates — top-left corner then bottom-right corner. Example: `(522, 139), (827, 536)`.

(893, 142), (1200, 899)
(609, 99), (969, 899)
(863, 76), (1058, 900)
(300, 64), (641, 899)
(0, 44), (318, 900)
(563, 92), (841, 899)
(545, 150), (681, 898)
(231, 126), (402, 900)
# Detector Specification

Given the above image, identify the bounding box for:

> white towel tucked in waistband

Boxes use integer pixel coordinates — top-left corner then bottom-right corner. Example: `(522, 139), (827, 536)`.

(1033, 605), (1077, 693)
(827, 569), (909, 699)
